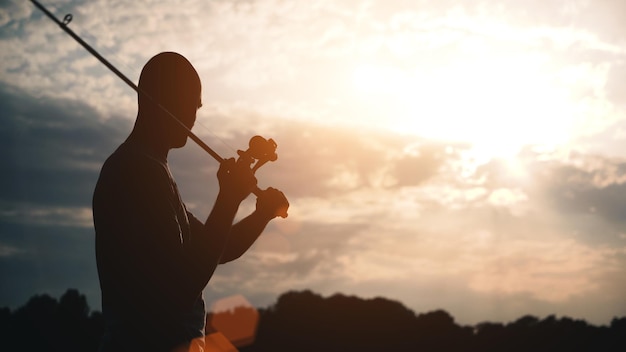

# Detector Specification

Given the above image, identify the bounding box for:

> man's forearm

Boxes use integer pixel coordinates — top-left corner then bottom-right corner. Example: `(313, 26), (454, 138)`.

(219, 211), (272, 263)
(191, 192), (241, 277)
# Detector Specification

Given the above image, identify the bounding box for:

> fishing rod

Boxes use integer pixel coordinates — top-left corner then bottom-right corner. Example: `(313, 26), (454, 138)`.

(30, 0), (287, 217)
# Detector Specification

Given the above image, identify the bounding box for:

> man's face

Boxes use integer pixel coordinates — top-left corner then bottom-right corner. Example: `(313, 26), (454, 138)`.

(163, 88), (202, 149)
(137, 52), (203, 150)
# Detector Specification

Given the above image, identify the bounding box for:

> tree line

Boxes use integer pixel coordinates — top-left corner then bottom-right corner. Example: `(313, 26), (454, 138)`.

(1, 288), (624, 351)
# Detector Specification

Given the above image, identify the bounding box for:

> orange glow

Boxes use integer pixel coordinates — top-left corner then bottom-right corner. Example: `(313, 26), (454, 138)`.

(207, 295), (260, 348)
(204, 332), (238, 352)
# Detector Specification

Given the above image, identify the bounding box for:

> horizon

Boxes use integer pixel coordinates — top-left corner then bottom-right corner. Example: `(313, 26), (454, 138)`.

(1, 0), (626, 327)
(5, 287), (626, 328)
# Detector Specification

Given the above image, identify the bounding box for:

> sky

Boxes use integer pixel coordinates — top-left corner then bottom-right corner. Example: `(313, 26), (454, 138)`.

(1, 0), (626, 326)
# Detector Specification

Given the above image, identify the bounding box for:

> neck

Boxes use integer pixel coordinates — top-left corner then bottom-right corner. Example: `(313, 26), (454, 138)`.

(126, 115), (170, 161)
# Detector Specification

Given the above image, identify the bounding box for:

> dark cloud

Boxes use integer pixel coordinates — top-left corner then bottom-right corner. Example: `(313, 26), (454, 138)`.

(0, 82), (131, 207)
(0, 81), (130, 309)
(0, 221), (99, 311)
(474, 151), (626, 245)
(0, 0), (33, 29)
(538, 161), (626, 239)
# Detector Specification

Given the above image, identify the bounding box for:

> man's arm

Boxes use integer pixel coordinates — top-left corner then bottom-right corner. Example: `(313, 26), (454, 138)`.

(219, 187), (289, 263)
(187, 158), (257, 277)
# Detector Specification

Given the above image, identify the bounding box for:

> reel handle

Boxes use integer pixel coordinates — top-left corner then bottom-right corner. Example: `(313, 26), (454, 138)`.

(237, 135), (278, 174)
(237, 136), (288, 218)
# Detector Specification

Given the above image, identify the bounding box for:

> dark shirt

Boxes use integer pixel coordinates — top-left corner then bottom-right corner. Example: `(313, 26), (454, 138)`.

(93, 141), (207, 351)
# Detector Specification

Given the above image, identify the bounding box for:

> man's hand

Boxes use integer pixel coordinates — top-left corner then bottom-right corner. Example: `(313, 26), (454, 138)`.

(256, 187), (289, 219)
(217, 158), (257, 203)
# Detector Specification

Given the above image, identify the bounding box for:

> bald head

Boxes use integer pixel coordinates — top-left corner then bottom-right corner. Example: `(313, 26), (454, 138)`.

(138, 52), (201, 112)
(135, 52), (202, 149)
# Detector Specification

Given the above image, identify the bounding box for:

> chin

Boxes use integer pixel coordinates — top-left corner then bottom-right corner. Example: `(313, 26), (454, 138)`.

(171, 137), (188, 149)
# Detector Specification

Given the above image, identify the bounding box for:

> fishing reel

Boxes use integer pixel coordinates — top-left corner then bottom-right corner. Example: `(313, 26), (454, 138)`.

(236, 135), (278, 174)
(236, 136), (288, 218)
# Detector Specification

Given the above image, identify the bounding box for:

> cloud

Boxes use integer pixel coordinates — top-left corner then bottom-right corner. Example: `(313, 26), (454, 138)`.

(173, 114), (453, 207)
(0, 204), (93, 228)
(0, 0), (32, 28)
(5, 0), (625, 145)
(0, 243), (21, 258)
(203, 152), (626, 323)
(195, 125), (626, 324)
(0, 80), (124, 309)
(518, 153), (626, 244)
(0, 81), (130, 208)
(0, 221), (99, 311)
(208, 221), (373, 303)
(466, 238), (622, 302)
(209, 214), (626, 325)
(392, 143), (449, 187)
(606, 60), (626, 105)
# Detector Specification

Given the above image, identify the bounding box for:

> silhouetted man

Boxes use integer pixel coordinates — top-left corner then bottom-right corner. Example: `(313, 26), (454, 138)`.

(93, 52), (288, 352)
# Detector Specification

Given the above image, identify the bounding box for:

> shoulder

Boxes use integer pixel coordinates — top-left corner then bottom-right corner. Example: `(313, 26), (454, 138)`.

(104, 143), (153, 172)
(101, 143), (166, 181)
(95, 143), (170, 199)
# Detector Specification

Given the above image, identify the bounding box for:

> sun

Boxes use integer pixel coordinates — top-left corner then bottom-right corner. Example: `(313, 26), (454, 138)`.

(350, 55), (575, 161)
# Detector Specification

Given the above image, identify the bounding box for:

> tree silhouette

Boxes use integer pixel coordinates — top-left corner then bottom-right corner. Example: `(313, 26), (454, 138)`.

(1, 289), (625, 352)
(0, 289), (103, 352)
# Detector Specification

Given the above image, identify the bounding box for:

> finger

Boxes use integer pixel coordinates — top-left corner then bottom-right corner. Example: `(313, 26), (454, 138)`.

(268, 188), (286, 202)
(260, 187), (279, 199)
(277, 203), (289, 218)
(262, 188), (289, 218)
(225, 158), (237, 169)
(219, 158), (235, 173)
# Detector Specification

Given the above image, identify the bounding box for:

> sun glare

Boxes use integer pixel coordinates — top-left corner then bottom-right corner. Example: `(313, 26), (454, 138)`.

(351, 55), (575, 161)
